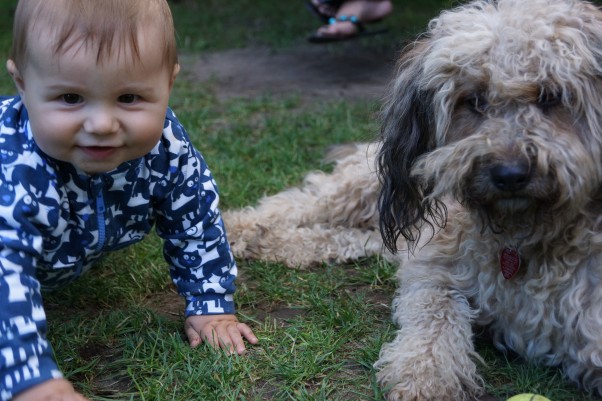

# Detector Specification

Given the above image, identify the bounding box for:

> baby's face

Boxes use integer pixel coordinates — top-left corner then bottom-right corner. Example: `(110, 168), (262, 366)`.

(9, 25), (179, 174)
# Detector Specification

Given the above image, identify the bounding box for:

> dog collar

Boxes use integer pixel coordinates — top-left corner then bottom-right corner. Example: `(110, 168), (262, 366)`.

(500, 247), (521, 279)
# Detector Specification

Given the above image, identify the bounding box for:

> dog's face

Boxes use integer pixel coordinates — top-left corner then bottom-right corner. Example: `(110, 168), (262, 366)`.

(378, 0), (602, 251)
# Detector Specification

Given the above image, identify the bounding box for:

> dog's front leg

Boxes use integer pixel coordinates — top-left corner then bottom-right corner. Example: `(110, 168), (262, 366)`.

(375, 277), (483, 401)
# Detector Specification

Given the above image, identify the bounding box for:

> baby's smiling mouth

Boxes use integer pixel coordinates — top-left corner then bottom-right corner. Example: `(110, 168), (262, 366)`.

(79, 146), (118, 160)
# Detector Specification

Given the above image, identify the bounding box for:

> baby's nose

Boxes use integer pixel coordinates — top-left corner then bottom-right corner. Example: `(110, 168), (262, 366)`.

(84, 108), (119, 135)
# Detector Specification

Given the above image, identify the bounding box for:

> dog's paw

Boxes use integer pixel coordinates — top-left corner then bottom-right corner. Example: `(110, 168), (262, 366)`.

(383, 383), (465, 401)
(380, 376), (477, 401)
(376, 355), (482, 401)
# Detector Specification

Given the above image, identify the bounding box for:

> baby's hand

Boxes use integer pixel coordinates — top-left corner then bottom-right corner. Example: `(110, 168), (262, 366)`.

(12, 378), (91, 401)
(184, 314), (258, 355)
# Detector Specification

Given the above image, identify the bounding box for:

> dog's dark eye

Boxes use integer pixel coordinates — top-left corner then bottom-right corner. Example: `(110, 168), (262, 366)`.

(537, 91), (562, 111)
(466, 94), (488, 114)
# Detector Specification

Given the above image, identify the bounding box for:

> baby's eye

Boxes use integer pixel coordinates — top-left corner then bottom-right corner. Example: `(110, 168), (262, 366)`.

(61, 94), (83, 104)
(118, 94), (139, 104)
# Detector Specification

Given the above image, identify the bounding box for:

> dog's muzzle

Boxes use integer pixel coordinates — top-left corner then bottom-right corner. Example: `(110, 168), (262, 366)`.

(490, 163), (531, 192)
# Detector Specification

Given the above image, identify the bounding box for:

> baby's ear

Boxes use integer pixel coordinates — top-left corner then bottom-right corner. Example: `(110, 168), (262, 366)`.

(169, 63), (180, 90)
(6, 59), (25, 95)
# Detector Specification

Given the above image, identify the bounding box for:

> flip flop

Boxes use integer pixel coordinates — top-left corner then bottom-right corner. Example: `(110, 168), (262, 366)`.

(304, 0), (345, 23)
(307, 15), (389, 43)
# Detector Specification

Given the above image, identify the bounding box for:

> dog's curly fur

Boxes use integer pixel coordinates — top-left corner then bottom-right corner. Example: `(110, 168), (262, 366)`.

(224, 0), (602, 399)
(225, 142), (391, 267)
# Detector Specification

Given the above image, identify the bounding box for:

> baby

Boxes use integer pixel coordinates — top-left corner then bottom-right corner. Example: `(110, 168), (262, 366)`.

(0, 0), (257, 400)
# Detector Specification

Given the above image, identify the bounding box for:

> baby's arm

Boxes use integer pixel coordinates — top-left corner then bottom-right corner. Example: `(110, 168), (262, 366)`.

(0, 221), (67, 398)
(184, 314), (258, 355)
(12, 378), (90, 401)
(155, 115), (258, 355)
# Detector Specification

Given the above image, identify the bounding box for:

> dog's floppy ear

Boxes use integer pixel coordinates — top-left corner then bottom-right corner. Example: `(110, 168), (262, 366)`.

(377, 40), (446, 253)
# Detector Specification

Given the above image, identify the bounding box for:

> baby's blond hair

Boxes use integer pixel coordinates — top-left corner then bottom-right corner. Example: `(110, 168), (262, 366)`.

(10, 0), (178, 70)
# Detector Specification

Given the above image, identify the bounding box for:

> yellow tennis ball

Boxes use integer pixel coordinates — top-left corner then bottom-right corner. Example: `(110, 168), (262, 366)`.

(507, 394), (551, 401)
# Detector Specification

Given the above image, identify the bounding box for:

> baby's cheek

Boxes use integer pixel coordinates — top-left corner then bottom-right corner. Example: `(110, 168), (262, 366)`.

(128, 114), (164, 150)
(30, 119), (75, 161)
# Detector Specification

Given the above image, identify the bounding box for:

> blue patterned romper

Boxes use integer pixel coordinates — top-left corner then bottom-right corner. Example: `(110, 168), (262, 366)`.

(0, 97), (238, 399)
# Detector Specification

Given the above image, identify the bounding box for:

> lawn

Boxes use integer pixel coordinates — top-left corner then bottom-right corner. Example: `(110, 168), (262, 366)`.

(1, 1), (601, 400)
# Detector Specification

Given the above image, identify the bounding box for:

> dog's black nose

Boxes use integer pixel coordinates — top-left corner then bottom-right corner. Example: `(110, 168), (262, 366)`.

(490, 164), (530, 191)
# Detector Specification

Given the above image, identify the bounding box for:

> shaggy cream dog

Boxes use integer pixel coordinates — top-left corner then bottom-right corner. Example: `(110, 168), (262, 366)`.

(225, 0), (602, 399)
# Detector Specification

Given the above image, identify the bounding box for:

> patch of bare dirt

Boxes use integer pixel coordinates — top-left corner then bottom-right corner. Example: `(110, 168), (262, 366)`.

(181, 43), (398, 101)
(76, 342), (133, 396)
(143, 287), (184, 321)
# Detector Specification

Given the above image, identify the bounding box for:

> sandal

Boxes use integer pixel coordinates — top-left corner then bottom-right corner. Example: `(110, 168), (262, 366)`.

(307, 15), (388, 43)
(304, 0), (345, 23)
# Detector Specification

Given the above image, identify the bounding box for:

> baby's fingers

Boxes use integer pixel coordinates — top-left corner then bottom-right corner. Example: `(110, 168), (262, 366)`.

(197, 324), (234, 353)
(227, 323), (258, 355)
(237, 323), (258, 345)
(210, 325), (234, 353)
(185, 324), (202, 348)
(213, 323), (257, 355)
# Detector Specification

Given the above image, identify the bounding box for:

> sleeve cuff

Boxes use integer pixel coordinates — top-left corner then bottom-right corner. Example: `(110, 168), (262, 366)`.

(184, 294), (236, 317)
(2, 354), (62, 401)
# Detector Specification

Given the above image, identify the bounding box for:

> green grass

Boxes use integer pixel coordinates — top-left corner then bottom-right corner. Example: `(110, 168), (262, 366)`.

(1, 0), (602, 400)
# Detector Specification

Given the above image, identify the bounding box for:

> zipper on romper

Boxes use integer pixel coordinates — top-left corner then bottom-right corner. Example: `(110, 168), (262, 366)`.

(92, 177), (107, 251)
